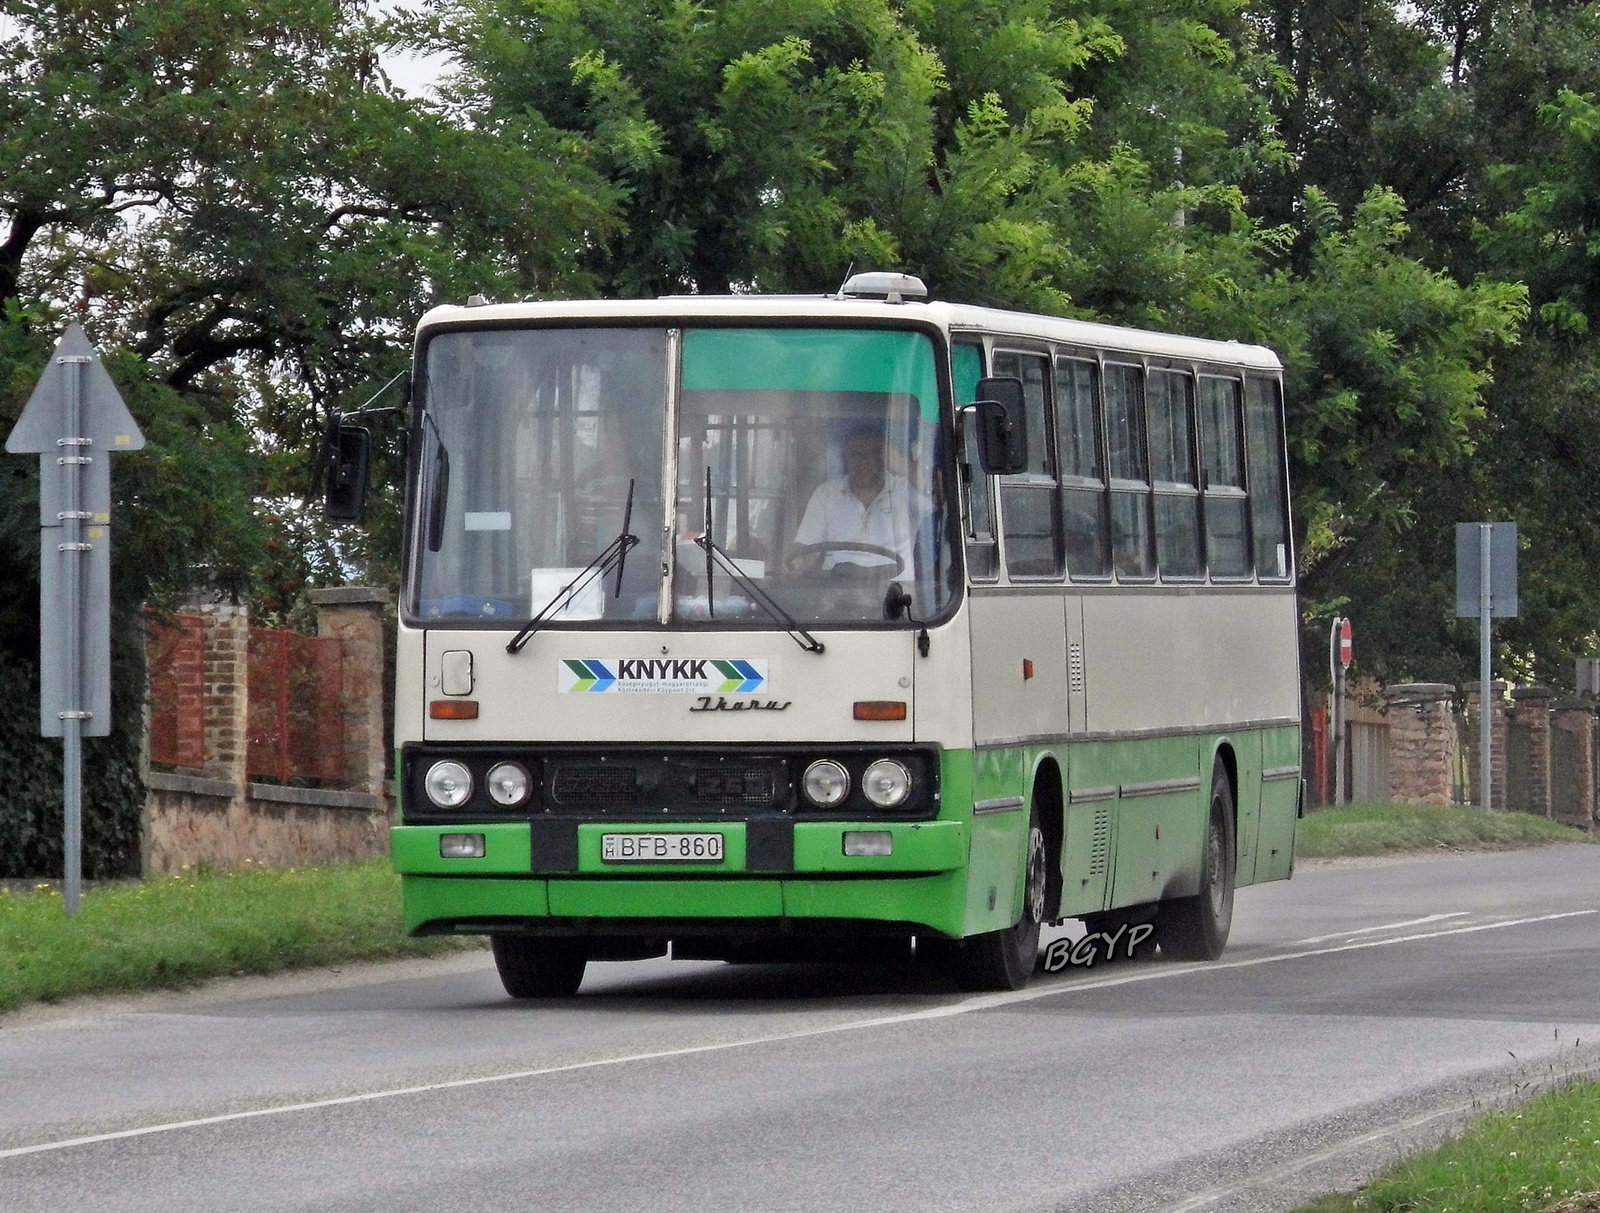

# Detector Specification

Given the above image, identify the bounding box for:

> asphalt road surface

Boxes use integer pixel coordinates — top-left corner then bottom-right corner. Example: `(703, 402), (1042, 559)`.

(3, 845), (1598, 1213)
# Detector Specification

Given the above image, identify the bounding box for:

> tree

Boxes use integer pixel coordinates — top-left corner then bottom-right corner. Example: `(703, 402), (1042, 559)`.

(0, 0), (624, 874)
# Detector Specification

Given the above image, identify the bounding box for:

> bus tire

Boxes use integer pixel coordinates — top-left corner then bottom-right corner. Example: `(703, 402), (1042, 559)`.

(949, 806), (1046, 991)
(491, 935), (587, 998)
(1156, 760), (1236, 961)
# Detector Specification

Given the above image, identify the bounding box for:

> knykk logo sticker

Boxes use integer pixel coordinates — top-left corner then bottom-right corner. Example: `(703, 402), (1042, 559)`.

(559, 658), (768, 694)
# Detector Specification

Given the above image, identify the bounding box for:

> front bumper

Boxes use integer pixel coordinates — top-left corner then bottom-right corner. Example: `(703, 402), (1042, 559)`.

(393, 818), (969, 936)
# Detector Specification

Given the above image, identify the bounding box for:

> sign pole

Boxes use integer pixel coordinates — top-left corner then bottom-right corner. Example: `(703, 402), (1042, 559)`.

(60, 353), (90, 915)
(5, 323), (145, 917)
(1330, 618), (1344, 806)
(1479, 523), (1492, 811)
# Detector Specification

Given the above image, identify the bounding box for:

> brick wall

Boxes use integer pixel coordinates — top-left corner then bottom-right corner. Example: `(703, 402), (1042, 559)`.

(1550, 704), (1596, 830)
(1384, 684), (1455, 805)
(1318, 679), (1599, 829)
(146, 612), (206, 769)
(142, 591), (393, 874)
(1459, 683), (1510, 811)
(1506, 687), (1554, 816)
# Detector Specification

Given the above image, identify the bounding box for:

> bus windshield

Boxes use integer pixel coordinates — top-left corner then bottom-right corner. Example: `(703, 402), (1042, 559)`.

(409, 325), (959, 628)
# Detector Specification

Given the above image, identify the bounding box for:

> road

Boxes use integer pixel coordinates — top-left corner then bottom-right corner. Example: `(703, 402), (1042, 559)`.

(2, 844), (1598, 1213)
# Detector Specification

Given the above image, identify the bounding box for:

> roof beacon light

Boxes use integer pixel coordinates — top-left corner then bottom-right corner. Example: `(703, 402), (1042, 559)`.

(837, 272), (928, 304)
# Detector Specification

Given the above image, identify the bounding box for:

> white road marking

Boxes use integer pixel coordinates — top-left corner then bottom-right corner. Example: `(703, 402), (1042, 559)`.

(1296, 911), (1469, 944)
(1, 908), (1594, 1162)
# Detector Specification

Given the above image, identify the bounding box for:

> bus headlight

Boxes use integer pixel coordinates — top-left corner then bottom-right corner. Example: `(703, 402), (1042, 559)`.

(486, 762), (531, 807)
(424, 760), (473, 808)
(802, 760), (850, 808)
(862, 759), (911, 808)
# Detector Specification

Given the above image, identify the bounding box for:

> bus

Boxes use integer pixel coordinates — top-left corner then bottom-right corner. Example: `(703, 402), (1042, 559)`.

(327, 273), (1302, 996)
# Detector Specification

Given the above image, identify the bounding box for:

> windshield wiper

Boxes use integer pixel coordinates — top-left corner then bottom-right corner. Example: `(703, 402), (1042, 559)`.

(506, 479), (638, 654)
(697, 468), (824, 655)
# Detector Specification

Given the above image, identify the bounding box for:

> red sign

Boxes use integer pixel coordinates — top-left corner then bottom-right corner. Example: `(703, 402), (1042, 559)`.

(1339, 618), (1353, 669)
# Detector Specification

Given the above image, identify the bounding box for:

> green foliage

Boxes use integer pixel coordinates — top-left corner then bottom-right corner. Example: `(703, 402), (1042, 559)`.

(1246, 0), (1600, 686)
(0, 1), (625, 873)
(0, 311), (261, 877)
(0, 651), (143, 879)
(1254, 190), (1527, 680)
(1295, 802), (1591, 860)
(0, 861), (477, 1012)
(1292, 1077), (1600, 1212)
(5, 0), (1600, 755)
(428, 1), (1544, 694)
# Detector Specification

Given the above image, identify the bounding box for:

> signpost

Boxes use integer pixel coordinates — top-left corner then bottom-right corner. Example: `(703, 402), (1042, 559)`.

(1328, 617), (1352, 804)
(1456, 522), (1518, 811)
(4, 324), (145, 914)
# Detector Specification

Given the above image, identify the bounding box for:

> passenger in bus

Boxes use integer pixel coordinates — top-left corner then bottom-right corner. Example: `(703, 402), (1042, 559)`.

(788, 424), (931, 575)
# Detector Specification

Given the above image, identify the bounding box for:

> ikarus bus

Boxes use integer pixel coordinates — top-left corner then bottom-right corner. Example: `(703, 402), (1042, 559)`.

(324, 272), (1303, 997)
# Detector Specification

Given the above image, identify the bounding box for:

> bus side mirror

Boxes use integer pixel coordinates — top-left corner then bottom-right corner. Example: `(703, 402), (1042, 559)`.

(970, 377), (1027, 475)
(321, 415), (372, 523)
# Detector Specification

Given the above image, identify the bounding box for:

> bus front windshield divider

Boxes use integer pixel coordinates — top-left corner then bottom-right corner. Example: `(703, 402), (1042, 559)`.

(505, 479), (640, 655)
(697, 466), (825, 654)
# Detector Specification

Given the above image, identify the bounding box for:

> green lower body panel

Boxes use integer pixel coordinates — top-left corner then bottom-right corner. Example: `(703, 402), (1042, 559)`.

(402, 873), (967, 937)
(395, 812), (971, 937)
(404, 876), (550, 932)
(547, 878), (782, 919)
(964, 725), (1302, 926)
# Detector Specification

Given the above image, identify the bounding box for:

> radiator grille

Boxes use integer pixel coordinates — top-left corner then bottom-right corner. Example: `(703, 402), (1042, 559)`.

(694, 767), (775, 804)
(1069, 643), (1085, 694)
(552, 765), (638, 805)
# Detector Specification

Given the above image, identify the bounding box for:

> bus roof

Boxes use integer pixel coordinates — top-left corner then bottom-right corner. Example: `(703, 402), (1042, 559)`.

(416, 296), (1284, 372)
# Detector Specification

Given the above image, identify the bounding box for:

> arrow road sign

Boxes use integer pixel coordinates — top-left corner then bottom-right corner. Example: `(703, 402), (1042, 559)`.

(6, 323), (145, 450)
(4, 323), (145, 915)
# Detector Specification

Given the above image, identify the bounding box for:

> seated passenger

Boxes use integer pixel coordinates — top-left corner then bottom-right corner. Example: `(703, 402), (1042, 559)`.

(789, 425), (931, 574)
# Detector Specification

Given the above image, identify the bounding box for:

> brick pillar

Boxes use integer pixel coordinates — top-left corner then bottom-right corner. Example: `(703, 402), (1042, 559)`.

(201, 603), (250, 797)
(1384, 683), (1455, 805)
(1460, 681), (1509, 810)
(1507, 685), (1554, 817)
(1550, 701), (1597, 832)
(310, 587), (390, 796)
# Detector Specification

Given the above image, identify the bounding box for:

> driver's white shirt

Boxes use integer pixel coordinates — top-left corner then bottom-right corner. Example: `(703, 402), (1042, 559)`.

(793, 473), (930, 570)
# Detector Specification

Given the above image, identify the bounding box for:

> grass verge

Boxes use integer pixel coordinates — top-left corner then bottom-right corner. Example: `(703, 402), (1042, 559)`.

(0, 860), (478, 1014)
(1296, 1076), (1600, 1212)
(1296, 803), (1592, 859)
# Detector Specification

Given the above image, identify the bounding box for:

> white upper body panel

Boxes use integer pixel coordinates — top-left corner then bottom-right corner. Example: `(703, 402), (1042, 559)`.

(415, 297), (1284, 372)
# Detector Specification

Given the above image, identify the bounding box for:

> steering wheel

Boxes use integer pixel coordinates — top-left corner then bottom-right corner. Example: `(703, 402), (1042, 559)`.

(788, 542), (906, 578)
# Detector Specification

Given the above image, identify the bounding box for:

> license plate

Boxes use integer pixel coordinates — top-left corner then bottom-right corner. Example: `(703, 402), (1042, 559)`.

(601, 832), (725, 863)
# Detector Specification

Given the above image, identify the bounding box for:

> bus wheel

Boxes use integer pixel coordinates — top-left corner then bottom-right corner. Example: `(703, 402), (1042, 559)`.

(491, 936), (587, 998)
(950, 807), (1046, 991)
(1157, 760), (1236, 961)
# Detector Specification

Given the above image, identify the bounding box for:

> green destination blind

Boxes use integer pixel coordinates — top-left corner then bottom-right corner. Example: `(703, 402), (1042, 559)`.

(682, 328), (941, 421)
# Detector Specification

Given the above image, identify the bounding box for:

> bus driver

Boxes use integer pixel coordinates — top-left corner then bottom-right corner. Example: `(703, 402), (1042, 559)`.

(788, 424), (930, 575)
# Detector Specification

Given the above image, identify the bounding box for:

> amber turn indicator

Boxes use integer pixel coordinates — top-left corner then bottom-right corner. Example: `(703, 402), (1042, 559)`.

(853, 700), (907, 721)
(429, 699), (479, 720)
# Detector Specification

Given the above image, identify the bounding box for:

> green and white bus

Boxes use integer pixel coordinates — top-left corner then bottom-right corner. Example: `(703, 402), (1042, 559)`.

(359, 274), (1301, 996)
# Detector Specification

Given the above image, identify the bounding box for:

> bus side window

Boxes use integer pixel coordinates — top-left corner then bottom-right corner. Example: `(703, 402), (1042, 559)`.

(953, 341), (998, 581)
(1245, 375), (1291, 581)
(1104, 363), (1155, 578)
(1199, 376), (1250, 578)
(1054, 356), (1109, 577)
(993, 350), (1063, 578)
(1147, 369), (1202, 579)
